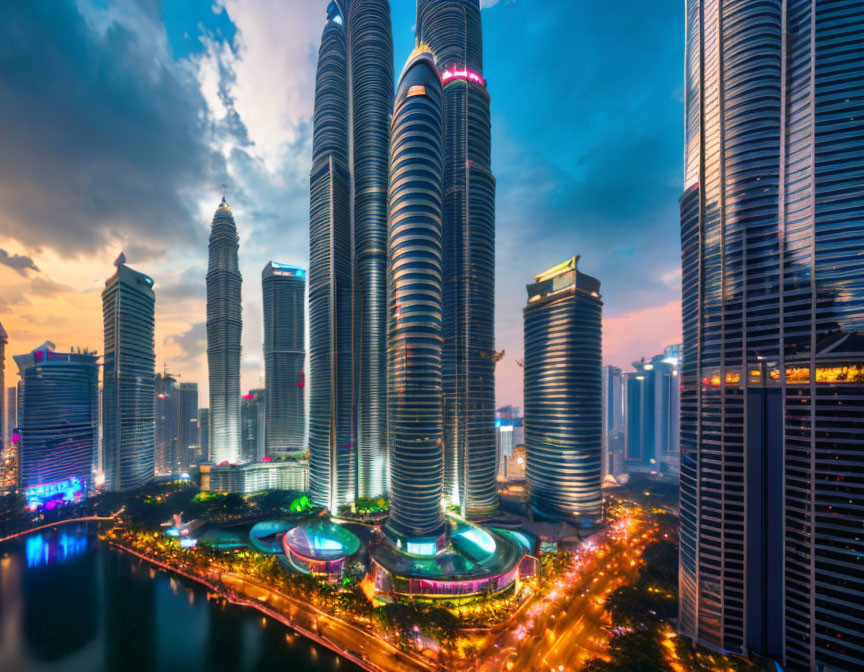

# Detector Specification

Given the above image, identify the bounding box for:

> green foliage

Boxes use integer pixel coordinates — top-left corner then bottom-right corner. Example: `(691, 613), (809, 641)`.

(375, 602), (457, 649)
(354, 496), (388, 513)
(675, 638), (767, 672)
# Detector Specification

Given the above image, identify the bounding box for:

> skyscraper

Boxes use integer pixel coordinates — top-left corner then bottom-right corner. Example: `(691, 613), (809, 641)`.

(308, 0), (394, 510)
(385, 49), (446, 548)
(6, 386), (16, 450)
(623, 354), (680, 476)
(206, 197), (242, 464)
(198, 408), (210, 463)
(523, 257), (602, 525)
(601, 365), (624, 480)
(416, 0), (497, 518)
(679, 4), (864, 669)
(0, 320), (6, 450)
(14, 342), (98, 505)
(262, 262), (305, 457)
(240, 389), (266, 463)
(177, 382), (199, 473)
(102, 255), (156, 492)
(155, 372), (178, 475)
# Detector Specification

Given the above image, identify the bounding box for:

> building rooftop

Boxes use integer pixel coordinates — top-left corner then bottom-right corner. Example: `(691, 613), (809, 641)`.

(526, 255), (601, 304)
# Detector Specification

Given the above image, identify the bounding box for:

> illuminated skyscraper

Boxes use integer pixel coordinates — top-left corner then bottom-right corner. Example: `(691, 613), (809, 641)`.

(198, 408), (209, 462)
(262, 262), (305, 457)
(206, 197), (242, 464)
(623, 354), (679, 476)
(102, 255), (156, 492)
(679, 3), (864, 668)
(6, 387), (16, 450)
(523, 257), (602, 525)
(601, 365), (624, 480)
(15, 342), (98, 500)
(241, 389), (266, 463)
(309, 0), (394, 510)
(416, 0), (497, 517)
(385, 49), (446, 546)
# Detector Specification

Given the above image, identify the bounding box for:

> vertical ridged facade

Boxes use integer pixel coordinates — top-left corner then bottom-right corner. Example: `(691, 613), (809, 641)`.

(309, 0), (394, 510)
(386, 51), (446, 543)
(349, 0), (393, 499)
(416, 0), (497, 517)
(154, 372), (178, 475)
(680, 3), (864, 669)
(523, 258), (602, 525)
(102, 262), (156, 492)
(309, 1), (355, 510)
(262, 262), (306, 457)
(206, 197), (242, 464)
(15, 343), (98, 492)
(198, 408), (209, 462)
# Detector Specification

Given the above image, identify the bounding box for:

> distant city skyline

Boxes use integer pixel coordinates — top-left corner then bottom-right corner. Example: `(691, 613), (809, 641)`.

(0, 0), (684, 409)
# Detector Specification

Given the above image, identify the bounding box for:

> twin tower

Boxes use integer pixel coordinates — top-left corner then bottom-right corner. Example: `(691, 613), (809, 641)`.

(310, 0), (496, 543)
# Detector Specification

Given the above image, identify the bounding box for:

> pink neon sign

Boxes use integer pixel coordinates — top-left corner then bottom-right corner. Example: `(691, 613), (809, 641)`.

(441, 67), (484, 86)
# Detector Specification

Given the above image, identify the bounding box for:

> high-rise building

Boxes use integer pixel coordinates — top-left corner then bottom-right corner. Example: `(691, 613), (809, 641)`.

(623, 354), (680, 476)
(6, 386), (16, 449)
(601, 365), (625, 480)
(416, 0), (497, 518)
(155, 372), (178, 475)
(262, 262), (305, 457)
(206, 197), (242, 464)
(384, 49), (447, 549)
(494, 407), (523, 480)
(241, 389), (266, 463)
(177, 382), (199, 474)
(523, 257), (602, 526)
(679, 4), (864, 669)
(308, 0), (394, 510)
(14, 342), (98, 507)
(102, 255), (156, 492)
(0, 320), (6, 449)
(198, 408), (210, 463)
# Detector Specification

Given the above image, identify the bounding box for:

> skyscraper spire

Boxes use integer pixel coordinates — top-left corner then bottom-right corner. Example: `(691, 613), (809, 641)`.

(206, 197), (242, 464)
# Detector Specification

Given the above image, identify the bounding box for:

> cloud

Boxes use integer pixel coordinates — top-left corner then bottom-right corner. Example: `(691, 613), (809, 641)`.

(29, 276), (75, 297)
(0, 0), (226, 257)
(166, 321), (206, 365)
(0, 249), (39, 275)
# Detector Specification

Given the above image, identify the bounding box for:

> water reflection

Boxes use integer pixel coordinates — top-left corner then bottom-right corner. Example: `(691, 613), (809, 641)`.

(0, 525), (360, 671)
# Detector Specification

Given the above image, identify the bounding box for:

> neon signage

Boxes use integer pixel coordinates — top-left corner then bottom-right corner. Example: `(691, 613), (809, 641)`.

(441, 67), (485, 86)
(24, 476), (86, 511)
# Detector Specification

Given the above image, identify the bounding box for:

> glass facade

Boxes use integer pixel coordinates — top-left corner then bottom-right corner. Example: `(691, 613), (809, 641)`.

(15, 343), (98, 497)
(262, 262), (305, 457)
(523, 257), (602, 525)
(349, 0), (393, 500)
(623, 354), (679, 476)
(0, 321), (5, 450)
(680, 3), (864, 668)
(309, 1), (355, 511)
(206, 197), (242, 464)
(416, 0), (497, 518)
(240, 389), (266, 463)
(601, 365), (624, 480)
(385, 51), (446, 542)
(102, 262), (156, 492)
(176, 383), (198, 473)
(154, 373), (178, 475)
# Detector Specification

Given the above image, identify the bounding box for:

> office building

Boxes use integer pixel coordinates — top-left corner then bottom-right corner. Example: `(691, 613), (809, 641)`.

(679, 4), (864, 668)
(205, 459), (309, 495)
(198, 408), (210, 463)
(262, 262), (305, 457)
(155, 372), (178, 475)
(601, 365), (625, 481)
(177, 382), (198, 473)
(494, 407), (523, 481)
(102, 255), (156, 492)
(241, 389), (266, 463)
(523, 257), (602, 525)
(385, 49), (446, 548)
(416, 0), (497, 518)
(14, 342), (98, 508)
(206, 197), (242, 464)
(624, 354), (679, 476)
(6, 386), (16, 449)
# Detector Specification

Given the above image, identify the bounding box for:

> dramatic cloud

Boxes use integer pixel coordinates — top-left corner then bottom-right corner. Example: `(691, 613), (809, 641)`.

(0, 249), (39, 275)
(0, 0), (225, 257)
(166, 321), (206, 365)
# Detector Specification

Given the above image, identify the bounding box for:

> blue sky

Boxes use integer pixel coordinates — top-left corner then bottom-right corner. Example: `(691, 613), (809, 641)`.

(0, 0), (684, 406)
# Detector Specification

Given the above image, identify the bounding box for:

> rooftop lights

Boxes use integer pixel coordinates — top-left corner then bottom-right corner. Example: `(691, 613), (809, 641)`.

(441, 66), (485, 86)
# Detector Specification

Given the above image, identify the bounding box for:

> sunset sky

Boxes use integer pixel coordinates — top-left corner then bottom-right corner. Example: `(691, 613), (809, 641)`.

(0, 0), (684, 408)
